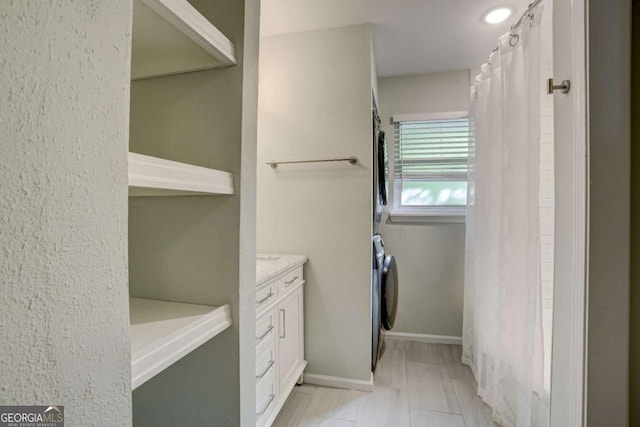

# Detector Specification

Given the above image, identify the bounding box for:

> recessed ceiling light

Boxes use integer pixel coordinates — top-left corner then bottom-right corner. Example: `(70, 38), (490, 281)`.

(484, 7), (513, 24)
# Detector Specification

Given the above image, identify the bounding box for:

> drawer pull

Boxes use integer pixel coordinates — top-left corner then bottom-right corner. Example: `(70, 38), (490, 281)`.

(256, 360), (275, 379)
(284, 276), (298, 286)
(280, 309), (286, 339)
(256, 325), (274, 341)
(256, 291), (274, 305)
(257, 394), (275, 416)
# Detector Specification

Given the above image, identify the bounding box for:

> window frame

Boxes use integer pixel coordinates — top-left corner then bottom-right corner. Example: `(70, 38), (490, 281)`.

(389, 111), (469, 223)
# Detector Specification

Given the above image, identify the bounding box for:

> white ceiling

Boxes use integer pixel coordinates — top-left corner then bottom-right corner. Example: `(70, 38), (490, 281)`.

(260, 0), (532, 77)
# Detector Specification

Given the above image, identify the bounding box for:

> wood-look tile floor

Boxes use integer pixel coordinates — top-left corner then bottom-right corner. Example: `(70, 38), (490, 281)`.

(272, 339), (498, 427)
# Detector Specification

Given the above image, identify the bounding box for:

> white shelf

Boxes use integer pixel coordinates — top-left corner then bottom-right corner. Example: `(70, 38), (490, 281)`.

(129, 152), (234, 196)
(132, 0), (236, 80)
(130, 297), (232, 389)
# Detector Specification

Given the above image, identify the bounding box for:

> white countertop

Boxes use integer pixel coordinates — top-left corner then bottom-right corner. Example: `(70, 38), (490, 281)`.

(256, 253), (307, 285)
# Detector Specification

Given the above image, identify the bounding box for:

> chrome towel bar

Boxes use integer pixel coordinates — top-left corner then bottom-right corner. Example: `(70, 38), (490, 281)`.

(267, 156), (358, 168)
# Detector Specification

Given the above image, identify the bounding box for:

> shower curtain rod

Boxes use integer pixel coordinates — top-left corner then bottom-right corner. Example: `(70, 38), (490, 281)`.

(488, 0), (544, 56)
(511, 0), (544, 30)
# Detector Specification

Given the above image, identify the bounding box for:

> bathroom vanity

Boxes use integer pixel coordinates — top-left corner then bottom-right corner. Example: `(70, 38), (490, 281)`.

(255, 254), (307, 427)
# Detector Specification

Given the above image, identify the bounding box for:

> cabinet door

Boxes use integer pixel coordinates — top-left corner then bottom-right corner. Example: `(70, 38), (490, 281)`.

(278, 287), (303, 388)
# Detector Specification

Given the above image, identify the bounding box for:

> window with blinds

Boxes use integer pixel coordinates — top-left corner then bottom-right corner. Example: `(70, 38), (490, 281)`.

(392, 115), (470, 213)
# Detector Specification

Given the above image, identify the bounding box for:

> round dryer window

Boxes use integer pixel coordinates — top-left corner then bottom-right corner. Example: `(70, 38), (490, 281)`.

(381, 254), (398, 330)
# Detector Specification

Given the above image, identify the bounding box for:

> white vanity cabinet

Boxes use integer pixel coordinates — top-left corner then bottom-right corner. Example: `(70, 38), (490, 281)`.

(256, 255), (307, 427)
(277, 287), (304, 388)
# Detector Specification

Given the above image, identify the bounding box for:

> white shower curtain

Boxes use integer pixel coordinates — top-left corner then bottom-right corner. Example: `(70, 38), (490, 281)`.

(463, 2), (548, 426)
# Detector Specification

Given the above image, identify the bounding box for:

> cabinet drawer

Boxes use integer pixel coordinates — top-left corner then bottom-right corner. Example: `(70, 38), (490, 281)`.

(256, 282), (277, 314)
(256, 361), (277, 424)
(256, 308), (276, 351)
(255, 340), (276, 382)
(277, 266), (303, 295)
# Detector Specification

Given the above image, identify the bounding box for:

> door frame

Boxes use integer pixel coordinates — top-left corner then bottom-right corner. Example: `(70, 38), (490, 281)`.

(551, 0), (632, 425)
(549, 0), (588, 425)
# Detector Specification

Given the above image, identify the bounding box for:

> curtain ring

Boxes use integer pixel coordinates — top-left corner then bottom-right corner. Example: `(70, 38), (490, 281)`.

(529, 13), (535, 28)
(509, 34), (519, 47)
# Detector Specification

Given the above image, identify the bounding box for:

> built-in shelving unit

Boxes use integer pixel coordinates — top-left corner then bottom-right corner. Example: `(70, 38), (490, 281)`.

(131, 0), (236, 80)
(126, 0), (255, 422)
(128, 0), (237, 391)
(128, 152), (234, 196)
(130, 297), (232, 389)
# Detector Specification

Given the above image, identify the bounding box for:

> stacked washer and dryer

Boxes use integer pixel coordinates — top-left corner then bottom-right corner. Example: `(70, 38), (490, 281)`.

(371, 105), (399, 372)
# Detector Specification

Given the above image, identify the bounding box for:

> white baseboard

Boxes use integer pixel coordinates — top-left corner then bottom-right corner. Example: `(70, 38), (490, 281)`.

(385, 331), (462, 345)
(303, 372), (374, 392)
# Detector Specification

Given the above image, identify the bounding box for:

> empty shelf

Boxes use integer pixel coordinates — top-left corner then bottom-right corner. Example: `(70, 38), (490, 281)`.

(130, 297), (232, 389)
(129, 152), (234, 196)
(132, 0), (236, 80)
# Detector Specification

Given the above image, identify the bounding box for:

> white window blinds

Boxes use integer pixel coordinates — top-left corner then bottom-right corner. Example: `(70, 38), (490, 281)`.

(393, 117), (470, 182)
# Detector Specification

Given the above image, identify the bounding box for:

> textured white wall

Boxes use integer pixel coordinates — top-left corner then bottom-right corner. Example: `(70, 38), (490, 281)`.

(257, 24), (374, 381)
(378, 71), (470, 337)
(0, 1), (132, 425)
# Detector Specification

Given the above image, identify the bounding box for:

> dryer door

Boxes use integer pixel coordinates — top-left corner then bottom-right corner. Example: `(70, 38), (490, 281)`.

(371, 266), (382, 371)
(381, 255), (398, 330)
(371, 249), (382, 371)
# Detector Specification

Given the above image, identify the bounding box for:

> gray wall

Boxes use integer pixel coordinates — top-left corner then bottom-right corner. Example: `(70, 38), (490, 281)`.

(129, 0), (259, 425)
(587, 0), (631, 424)
(631, 0), (640, 424)
(257, 25), (374, 382)
(0, 1), (132, 425)
(378, 71), (470, 337)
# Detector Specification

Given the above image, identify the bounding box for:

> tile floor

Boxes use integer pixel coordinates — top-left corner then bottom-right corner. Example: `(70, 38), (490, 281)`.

(272, 339), (498, 427)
